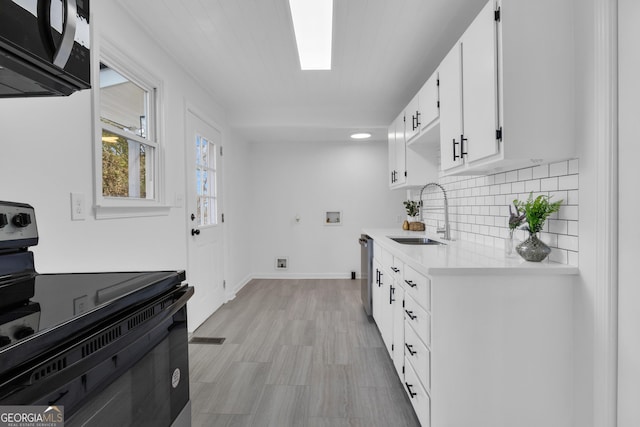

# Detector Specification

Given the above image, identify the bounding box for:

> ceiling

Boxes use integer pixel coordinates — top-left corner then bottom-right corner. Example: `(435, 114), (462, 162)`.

(117, 0), (488, 144)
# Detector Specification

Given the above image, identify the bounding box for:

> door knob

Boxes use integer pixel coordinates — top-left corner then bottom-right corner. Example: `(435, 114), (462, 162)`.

(191, 229), (200, 236)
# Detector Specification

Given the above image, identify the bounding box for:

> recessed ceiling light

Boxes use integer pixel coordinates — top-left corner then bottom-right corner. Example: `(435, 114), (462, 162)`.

(288, 0), (333, 70)
(350, 132), (372, 140)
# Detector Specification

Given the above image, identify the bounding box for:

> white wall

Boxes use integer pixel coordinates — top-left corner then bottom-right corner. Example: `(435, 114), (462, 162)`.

(248, 140), (405, 277)
(0, 2), (251, 328)
(617, 0), (640, 424)
(572, 0), (617, 425)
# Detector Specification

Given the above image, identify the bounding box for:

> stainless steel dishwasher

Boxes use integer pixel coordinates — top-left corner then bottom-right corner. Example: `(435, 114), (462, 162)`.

(358, 234), (373, 316)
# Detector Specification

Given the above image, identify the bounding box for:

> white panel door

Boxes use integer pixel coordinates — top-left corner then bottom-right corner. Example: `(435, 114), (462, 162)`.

(185, 109), (225, 332)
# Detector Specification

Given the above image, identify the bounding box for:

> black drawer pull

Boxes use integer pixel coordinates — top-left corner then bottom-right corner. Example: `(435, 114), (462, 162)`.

(405, 310), (417, 320)
(405, 343), (417, 356)
(404, 280), (417, 288)
(391, 266), (400, 273)
(405, 382), (417, 398)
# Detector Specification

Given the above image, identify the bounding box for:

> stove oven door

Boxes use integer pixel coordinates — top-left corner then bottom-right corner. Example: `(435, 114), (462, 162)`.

(0, 284), (193, 427)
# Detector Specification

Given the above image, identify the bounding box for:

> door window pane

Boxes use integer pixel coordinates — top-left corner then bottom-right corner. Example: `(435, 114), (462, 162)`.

(194, 135), (217, 226)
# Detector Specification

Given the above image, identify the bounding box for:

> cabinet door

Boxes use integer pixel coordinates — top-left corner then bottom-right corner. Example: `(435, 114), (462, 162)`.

(439, 43), (464, 172)
(387, 122), (396, 186)
(376, 266), (394, 356)
(392, 285), (405, 378)
(393, 113), (407, 186)
(372, 260), (384, 322)
(461, 0), (499, 163)
(405, 93), (421, 143)
(420, 72), (440, 132)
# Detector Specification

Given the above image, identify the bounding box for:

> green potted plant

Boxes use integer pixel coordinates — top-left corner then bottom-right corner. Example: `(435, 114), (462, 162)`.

(402, 200), (424, 231)
(512, 193), (563, 262)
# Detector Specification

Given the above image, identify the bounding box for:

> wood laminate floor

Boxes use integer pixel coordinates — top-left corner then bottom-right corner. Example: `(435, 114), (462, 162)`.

(188, 278), (420, 427)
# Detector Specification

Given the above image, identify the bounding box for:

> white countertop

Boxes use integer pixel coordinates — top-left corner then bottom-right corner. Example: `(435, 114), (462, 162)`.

(363, 228), (579, 276)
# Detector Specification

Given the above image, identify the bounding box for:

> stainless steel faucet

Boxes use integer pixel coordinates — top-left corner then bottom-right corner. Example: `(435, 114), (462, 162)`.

(419, 182), (450, 240)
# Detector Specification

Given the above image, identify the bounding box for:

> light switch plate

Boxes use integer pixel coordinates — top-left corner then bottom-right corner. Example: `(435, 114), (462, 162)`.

(70, 192), (86, 221)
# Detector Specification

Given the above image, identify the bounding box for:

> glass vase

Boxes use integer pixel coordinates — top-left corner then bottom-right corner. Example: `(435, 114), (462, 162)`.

(505, 230), (517, 257)
(516, 232), (551, 262)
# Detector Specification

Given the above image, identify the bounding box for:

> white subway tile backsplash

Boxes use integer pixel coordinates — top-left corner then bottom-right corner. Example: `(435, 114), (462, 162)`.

(568, 159), (579, 174)
(549, 161), (568, 177)
(548, 219), (568, 234)
(518, 168), (533, 181)
(540, 177), (559, 192)
(558, 235), (579, 251)
(511, 181), (525, 194)
(532, 164), (549, 179)
(558, 174), (579, 190)
(559, 205), (579, 221)
(568, 251), (579, 266)
(525, 180), (541, 192)
(415, 161), (580, 266)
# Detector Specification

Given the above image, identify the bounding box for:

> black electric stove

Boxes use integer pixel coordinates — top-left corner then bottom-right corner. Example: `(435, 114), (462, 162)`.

(0, 201), (193, 426)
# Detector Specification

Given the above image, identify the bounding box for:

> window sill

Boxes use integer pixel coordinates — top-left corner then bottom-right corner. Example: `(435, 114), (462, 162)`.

(95, 204), (172, 220)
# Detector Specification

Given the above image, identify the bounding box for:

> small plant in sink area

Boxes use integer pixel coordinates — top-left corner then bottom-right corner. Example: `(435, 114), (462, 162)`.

(402, 200), (424, 231)
(512, 193), (563, 262)
(403, 200), (420, 218)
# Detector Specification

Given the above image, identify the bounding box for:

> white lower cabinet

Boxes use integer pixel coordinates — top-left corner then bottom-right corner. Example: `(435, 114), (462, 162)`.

(372, 240), (574, 427)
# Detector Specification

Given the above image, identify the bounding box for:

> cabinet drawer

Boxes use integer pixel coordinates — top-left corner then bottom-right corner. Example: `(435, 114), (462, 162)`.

(403, 265), (431, 311)
(404, 294), (431, 347)
(404, 356), (431, 427)
(390, 257), (403, 280)
(404, 321), (431, 391)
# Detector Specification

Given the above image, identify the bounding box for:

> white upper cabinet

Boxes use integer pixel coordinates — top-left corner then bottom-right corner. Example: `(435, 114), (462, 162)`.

(404, 93), (421, 144)
(388, 72), (441, 189)
(439, 43), (464, 172)
(388, 112), (406, 187)
(419, 72), (440, 133)
(439, 0), (575, 175)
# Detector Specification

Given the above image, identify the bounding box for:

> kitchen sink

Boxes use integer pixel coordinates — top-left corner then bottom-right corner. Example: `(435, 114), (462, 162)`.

(388, 236), (446, 245)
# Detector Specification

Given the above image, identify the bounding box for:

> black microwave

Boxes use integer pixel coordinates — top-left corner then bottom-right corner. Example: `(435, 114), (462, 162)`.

(0, 0), (90, 97)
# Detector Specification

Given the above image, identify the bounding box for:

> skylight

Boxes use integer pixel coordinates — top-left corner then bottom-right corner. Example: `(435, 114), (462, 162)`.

(288, 0), (333, 70)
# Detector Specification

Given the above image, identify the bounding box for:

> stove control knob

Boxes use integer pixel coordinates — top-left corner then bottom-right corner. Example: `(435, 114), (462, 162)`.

(12, 213), (31, 228)
(0, 213), (7, 228)
(0, 335), (11, 346)
(13, 326), (35, 340)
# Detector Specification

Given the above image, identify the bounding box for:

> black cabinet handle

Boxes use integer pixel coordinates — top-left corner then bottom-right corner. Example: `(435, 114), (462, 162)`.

(453, 137), (460, 161)
(416, 111), (421, 129)
(404, 280), (417, 288)
(389, 285), (395, 304)
(405, 309), (417, 320)
(460, 134), (468, 158)
(405, 382), (417, 398)
(391, 267), (400, 273)
(405, 343), (417, 356)
(378, 271), (383, 286)
(191, 229), (200, 236)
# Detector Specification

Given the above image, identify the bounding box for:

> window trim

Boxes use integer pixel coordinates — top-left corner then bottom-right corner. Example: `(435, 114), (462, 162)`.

(93, 38), (169, 219)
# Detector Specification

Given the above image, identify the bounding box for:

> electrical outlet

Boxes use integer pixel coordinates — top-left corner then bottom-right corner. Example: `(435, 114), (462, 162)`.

(70, 192), (86, 221)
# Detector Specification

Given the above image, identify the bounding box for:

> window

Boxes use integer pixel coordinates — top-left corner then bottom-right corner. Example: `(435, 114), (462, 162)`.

(195, 134), (218, 226)
(94, 41), (166, 218)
